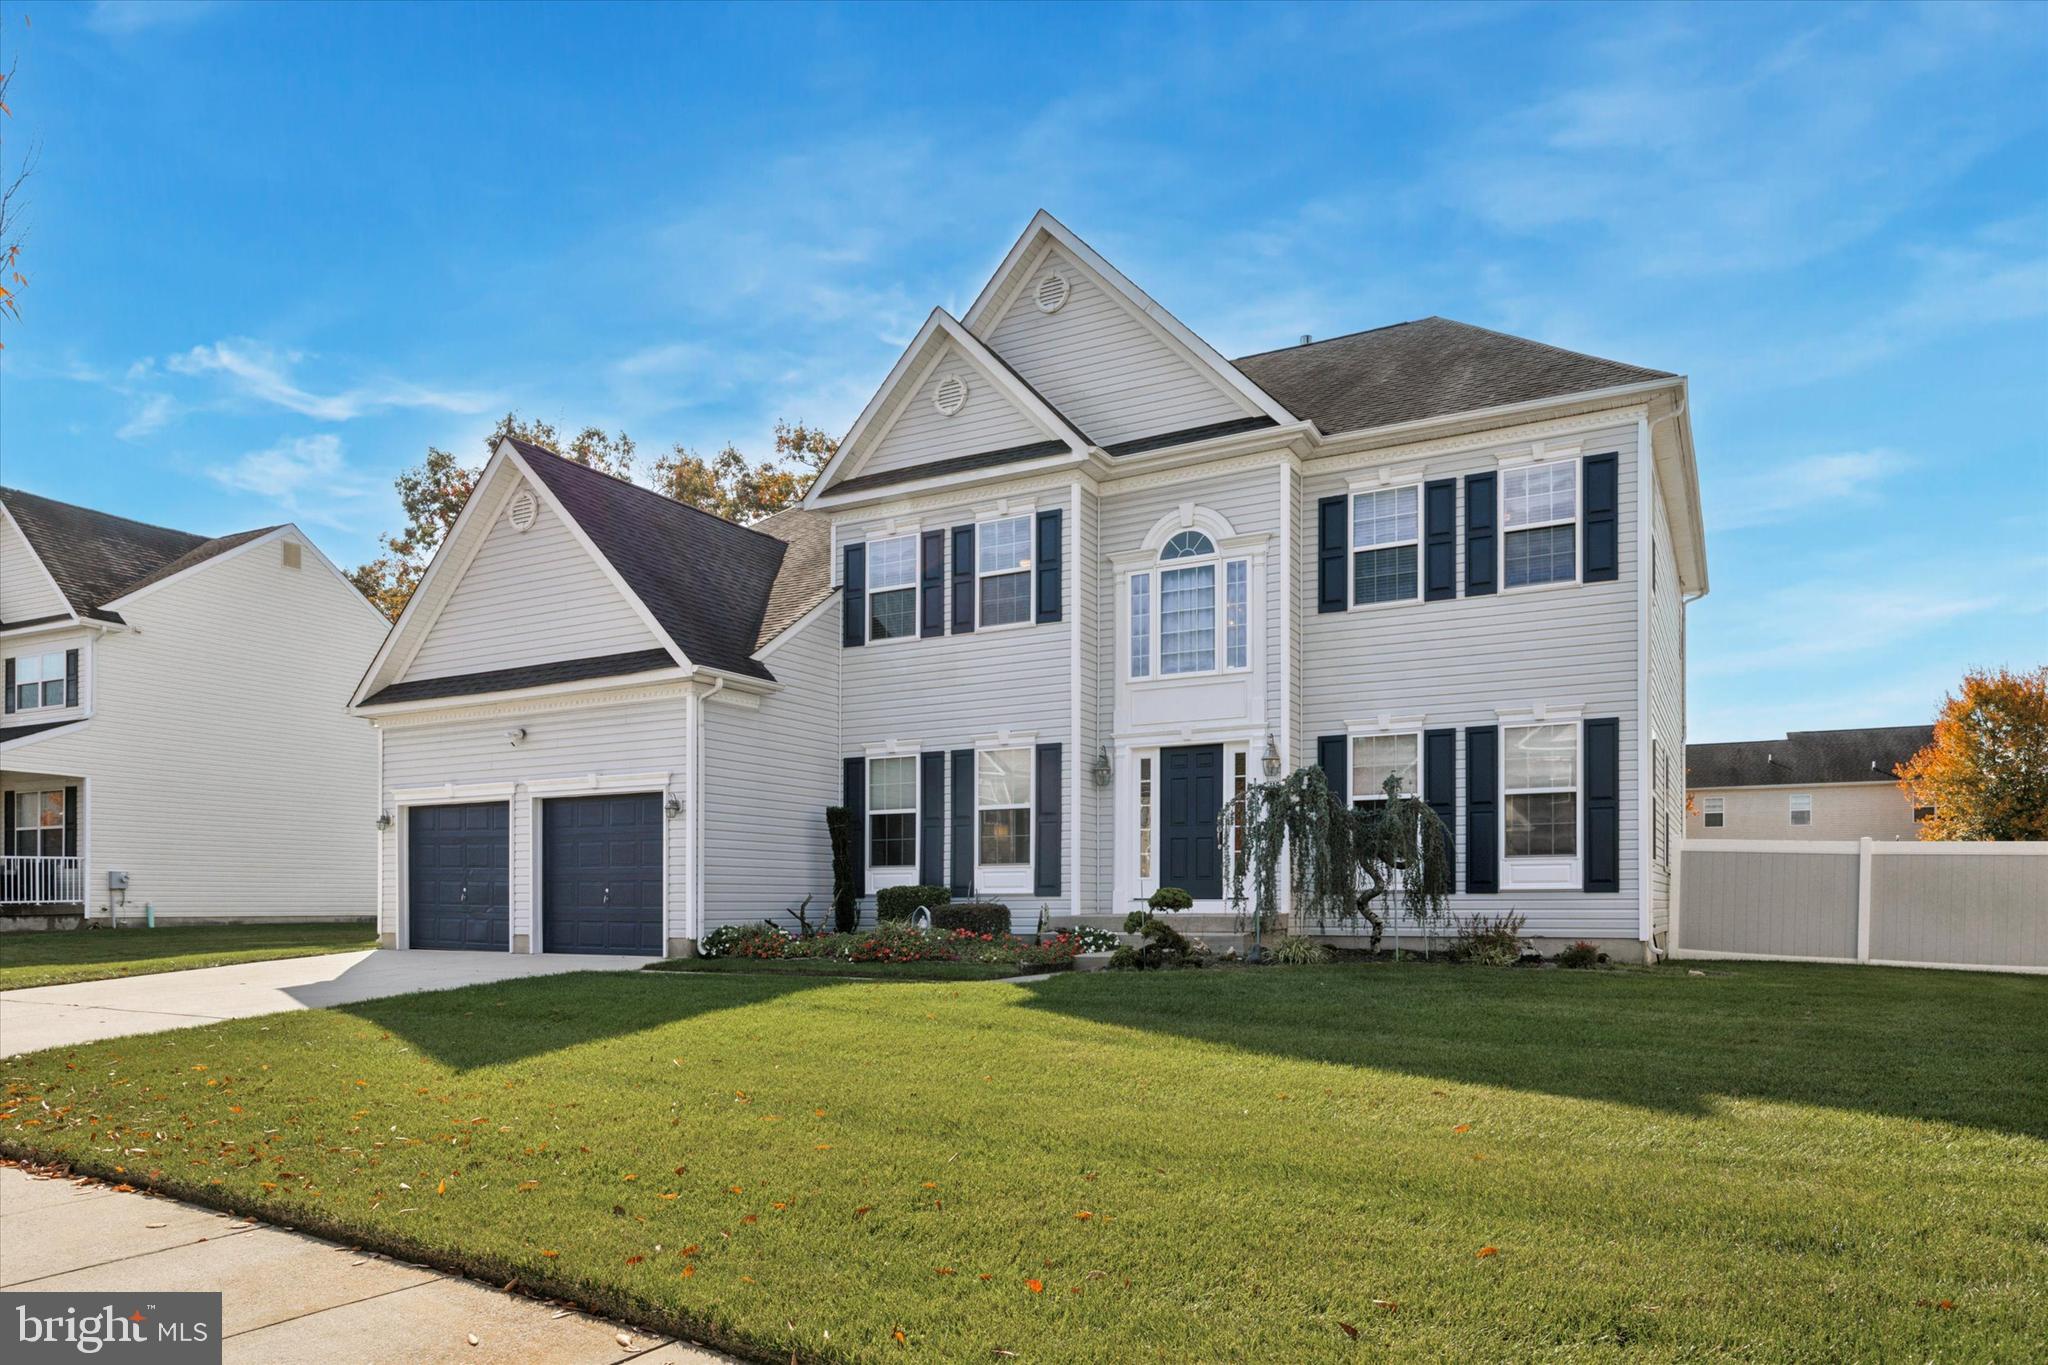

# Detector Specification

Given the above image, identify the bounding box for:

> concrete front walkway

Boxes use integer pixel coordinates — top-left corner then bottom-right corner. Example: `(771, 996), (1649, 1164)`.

(0, 1165), (731, 1363)
(0, 949), (656, 1056)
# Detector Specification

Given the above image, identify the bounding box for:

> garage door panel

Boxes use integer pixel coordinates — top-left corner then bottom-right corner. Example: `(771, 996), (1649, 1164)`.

(542, 794), (662, 956)
(408, 803), (509, 951)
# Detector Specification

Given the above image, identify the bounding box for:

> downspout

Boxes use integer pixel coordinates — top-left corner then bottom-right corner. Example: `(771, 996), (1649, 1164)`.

(693, 678), (724, 947)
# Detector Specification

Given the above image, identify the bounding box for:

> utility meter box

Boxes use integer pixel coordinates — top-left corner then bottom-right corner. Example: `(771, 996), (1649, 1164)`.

(108, 870), (130, 891)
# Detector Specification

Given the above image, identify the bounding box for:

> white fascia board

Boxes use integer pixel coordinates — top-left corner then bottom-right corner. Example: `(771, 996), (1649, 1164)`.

(0, 616), (84, 640)
(351, 665), (694, 718)
(806, 449), (1091, 512)
(0, 717), (91, 751)
(1307, 378), (1682, 463)
(961, 211), (1296, 427)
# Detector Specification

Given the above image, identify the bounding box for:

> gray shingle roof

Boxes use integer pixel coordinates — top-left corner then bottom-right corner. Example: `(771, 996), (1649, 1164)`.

(507, 439), (799, 681)
(1231, 317), (1673, 436)
(361, 649), (678, 707)
(0, 717), (89, 745)
(0, 486), (280, 622)
(748, 506), (835, 649)
(825, 439), (1070, 497)
(1687, 726), (1936, 790)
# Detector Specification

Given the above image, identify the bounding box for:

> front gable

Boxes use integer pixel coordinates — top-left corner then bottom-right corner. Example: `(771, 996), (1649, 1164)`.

(0, 511), (71, 624)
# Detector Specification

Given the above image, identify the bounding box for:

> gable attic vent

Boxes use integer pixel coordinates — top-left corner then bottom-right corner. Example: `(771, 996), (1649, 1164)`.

(1035, 272), (1071, 314)
(507, 487), (540, 532)
(933, 373), (968, 417)
(280, 540), (302, 570)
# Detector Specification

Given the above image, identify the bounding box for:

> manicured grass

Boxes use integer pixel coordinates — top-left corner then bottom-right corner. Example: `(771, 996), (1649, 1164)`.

(4, 962), (2042, 1361)
(0, 923), (377, 991)
(645, 957), (1059, 980)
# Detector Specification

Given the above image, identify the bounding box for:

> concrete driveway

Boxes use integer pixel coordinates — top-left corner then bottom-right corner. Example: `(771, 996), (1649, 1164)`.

(0, 949), (656, 1056)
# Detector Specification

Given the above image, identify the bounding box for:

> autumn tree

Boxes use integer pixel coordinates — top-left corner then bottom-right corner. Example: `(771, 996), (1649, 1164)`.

(1896, 665), (2048, 841)
(351, 413), (835, 618)
(0, 40), (37, 342)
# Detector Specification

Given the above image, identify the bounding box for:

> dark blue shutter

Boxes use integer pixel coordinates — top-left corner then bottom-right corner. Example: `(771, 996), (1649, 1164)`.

(3, 657), (13, 715)
(950, 749), (975, 897)
(1035, 508), (1062, 623)
(919, 531), (945, 638)
(2, 792), (13, 848)
(1584, 718), (1621, 892)
(841, 545), (866, 648)
(1423, 479), (1457, 601)
(951, 525), (976, 633)
(1033, 743), (1062, 897)
(63, 784), (78, 857)
(1582, 453), (1619, 583)
(1464, 472), (1496, 597)
(919, 752), (945, 885)
(64, 649), (80, 707)
(1465, 726), (1498, 893)
(842, 758), (866, 897)
(1424, 728), (1457, 876)
(1317, 495), (1347, 613)
(1317, 735), (1347, 805)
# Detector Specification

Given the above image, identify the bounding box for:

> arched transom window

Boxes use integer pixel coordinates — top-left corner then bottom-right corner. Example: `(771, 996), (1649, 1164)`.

(1130, 528), (1248, 678)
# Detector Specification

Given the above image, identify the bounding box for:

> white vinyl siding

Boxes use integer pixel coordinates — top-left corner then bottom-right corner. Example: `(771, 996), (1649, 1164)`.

(985, 245), (1253, 447)
(400, 484), (662, 683)
(0, 512), (69, 622)
(851, 341), (1053, 482)
(1299, 419), (1644, 943)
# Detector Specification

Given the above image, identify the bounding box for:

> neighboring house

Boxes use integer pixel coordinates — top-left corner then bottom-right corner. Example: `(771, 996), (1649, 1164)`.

(352, 211), (1706, 962)
(1, 488), (387, 925)
(1686, 726), (1935, 842)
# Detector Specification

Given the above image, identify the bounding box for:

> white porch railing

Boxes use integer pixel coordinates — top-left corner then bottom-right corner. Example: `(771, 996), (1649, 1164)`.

(1, 855), (84, 905)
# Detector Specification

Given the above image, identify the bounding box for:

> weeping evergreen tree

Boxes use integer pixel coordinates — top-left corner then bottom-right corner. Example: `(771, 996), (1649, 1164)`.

(1221, 767), (1453, 951)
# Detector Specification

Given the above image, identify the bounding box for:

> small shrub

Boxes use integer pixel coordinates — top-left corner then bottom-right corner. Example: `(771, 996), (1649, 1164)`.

(1148, 886), (1194, 912)
(1105, 945), (1142, 971)
(1554, 940), (1603, 969)
(1449, 912), (1529, 967)
(699, 922), (789, 960)
(875, 884), (950, 923)
(1109, 913), (1204, 970)
(933, 901), (1011, 935)
(1066, 925), (1122, 953)
(1269, 935), (1334, 966)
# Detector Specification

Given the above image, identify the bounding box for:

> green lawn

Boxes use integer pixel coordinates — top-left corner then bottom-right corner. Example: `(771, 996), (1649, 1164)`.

(645, 957), (1059, 981)
(0, 923), (377, 991)
(3, 963), (2042, 1361)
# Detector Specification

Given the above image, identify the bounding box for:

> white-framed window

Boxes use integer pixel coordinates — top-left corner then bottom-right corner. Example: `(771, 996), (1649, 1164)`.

(1504, 722), (1578, 859)
(10, 652), (65, 711)
(865, 536), (918, 642)
(1788, 793), (1812, 827)
(1137, 756), (1154, 879)
(1231, 750), (1249, 879)
(1502, 460), (1578, 589)
(1127, 531), (1250, 680)
(1351, 485), (1419, 605)
(867, 757), (917, 868)
(10, 788), (65, 857)
(1703, 795), (1724, 829)
(976, 748), (1032, 867)
(977, 515), (1033, 628)
(1351, 732), (1420, 813)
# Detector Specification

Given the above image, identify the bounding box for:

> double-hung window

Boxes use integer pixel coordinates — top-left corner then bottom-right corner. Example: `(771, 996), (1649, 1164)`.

(1502, 461), (1578, 588)
(10, 789), (64, 857)
(1351, 486), (1419, 605)
(976, 748), (1031, 867)
(1351, 733), (1420, 814)
(1504, 723), (1578, 858)
(865, 536), (918, 642)
(10, 652), (65, 711)
(867, 757), (917, 868)
(1788, 793), (1812, 827)
(1128, 532), (1249, 679)
(1703, 795), (1724, 829)
(977, 515), (1033, 627)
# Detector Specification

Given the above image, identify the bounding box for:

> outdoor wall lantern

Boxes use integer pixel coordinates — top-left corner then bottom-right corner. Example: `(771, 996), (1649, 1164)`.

(1261, 734), (1282, 778)
(665, 794), (684, 820)
(1091, 745), (1113, 788)
(374, 811), (392, 831)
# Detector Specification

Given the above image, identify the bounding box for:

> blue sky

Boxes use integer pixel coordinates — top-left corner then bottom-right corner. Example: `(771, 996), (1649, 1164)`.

(3, 0), (2043, 741)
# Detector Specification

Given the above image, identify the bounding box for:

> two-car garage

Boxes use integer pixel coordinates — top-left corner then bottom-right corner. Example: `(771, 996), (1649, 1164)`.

(405, 794), (662, 955)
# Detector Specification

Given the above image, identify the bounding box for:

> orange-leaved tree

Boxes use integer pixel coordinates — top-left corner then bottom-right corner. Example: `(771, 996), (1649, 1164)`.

(1895, 665), (2048, 841)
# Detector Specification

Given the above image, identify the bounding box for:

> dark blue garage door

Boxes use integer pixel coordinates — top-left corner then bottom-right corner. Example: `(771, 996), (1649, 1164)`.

(541, 794), (663, 955)
(408, 803), (509, 951)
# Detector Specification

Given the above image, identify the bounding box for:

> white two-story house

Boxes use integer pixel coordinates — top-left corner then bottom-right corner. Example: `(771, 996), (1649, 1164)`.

(1, 487), (388, 926)
(352, 212), (1705, 961)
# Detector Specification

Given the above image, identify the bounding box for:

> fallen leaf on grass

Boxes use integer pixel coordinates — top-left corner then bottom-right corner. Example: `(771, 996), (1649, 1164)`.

(1372, 1298), (1399, 1311)
(935, 1267), (955, 1276)
(539, 1250), (560, 1259)
(1074, 1210), (1094, 1221)
(1452, 1124), (1471, 1134)
(853, 1205), (873, 1218)
(1337, 1321), (1359, 1340)
(625, 1255), (645, 1266)
(893, 1328), (907, 1345)
(1476, 1246), (1499, 1259)
(515, 1181), (540, 1192)
(1025, 1279), (1043, 1294)
(680, 1265), (696, 1279)
(740, 1215), (758, 1225)
(659, 1193), (679, 1201)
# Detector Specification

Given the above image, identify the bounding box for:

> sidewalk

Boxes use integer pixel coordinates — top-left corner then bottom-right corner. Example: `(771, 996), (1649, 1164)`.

(0, 1165), (733, 1364)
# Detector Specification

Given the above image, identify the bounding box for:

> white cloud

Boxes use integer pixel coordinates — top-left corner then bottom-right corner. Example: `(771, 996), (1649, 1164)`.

(86, 1), (220, 37)
(1708, 450), (1911, 532)
(115, 393), (178, 441)
(206, 434), (371, 527)
(167, 339), (493, 421)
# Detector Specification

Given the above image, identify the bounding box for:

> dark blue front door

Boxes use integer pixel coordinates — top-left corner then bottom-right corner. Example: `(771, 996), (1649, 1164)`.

(541, 794), (663, 955)
(1160, 745), (1224, 900)
(407, 803), (509, 950)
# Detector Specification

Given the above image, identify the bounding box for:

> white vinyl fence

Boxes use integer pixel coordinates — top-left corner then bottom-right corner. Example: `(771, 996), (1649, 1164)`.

(1674, 839), (2047, 975)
